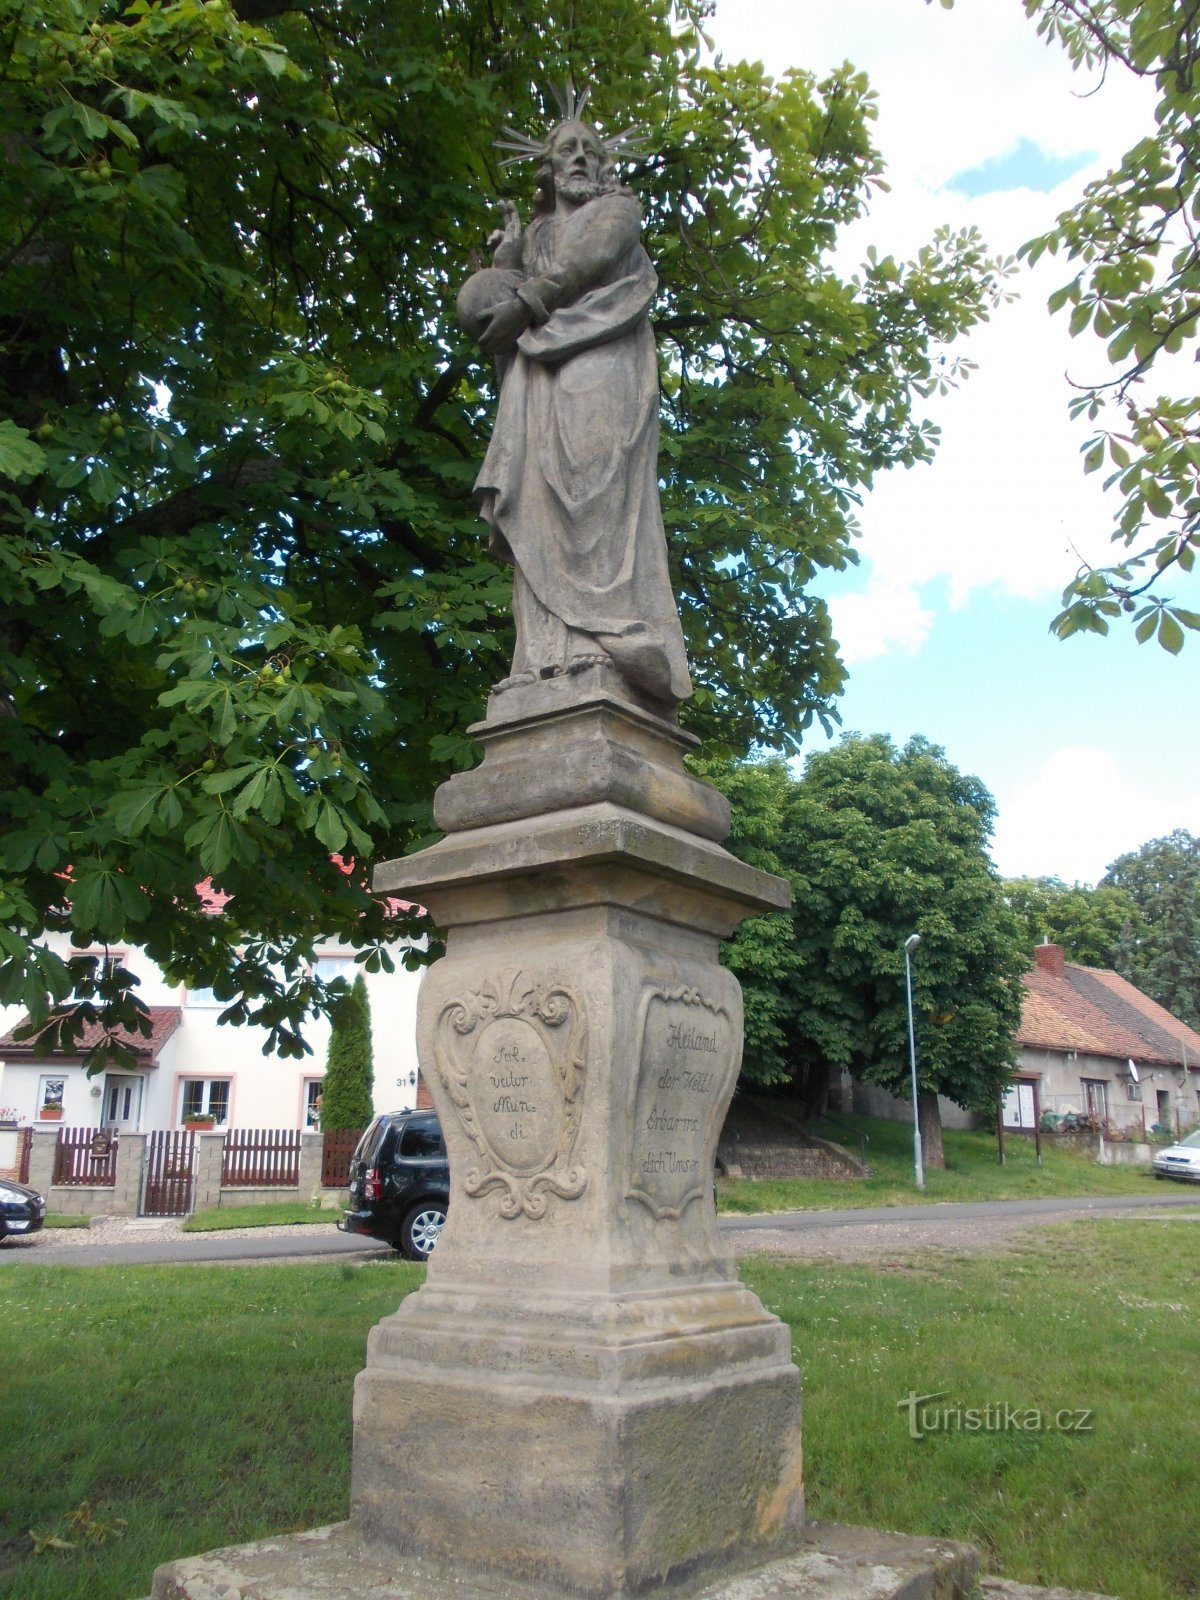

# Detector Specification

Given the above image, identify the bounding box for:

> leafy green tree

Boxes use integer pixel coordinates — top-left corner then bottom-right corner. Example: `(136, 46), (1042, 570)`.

(1101, 830), (1200, 1028)
(998, 1), (1200, 648)
(1, 0), (1005, 1060)
(1002, 875), (1143, 969)
(319, 973), (374, 1133)
(690, 756), (796, 1089)
(714, 738), (1027, 1165)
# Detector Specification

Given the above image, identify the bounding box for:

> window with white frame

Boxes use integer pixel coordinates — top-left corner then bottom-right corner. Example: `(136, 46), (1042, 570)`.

(180, 1079), (231, 1124)
(304, 1079), (324, 1129)
(184, 984), (223, 1008)
(313, 953), (355, 984)
(1081, 1079), (1109, 1123)
(39, 1076), (65, 1112)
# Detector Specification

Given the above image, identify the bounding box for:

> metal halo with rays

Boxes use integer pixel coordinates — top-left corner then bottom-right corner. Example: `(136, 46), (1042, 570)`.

(495, 81), (649, 169)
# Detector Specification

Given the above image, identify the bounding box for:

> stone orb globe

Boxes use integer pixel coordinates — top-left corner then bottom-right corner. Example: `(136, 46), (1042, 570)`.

(456, 267), (525, 341)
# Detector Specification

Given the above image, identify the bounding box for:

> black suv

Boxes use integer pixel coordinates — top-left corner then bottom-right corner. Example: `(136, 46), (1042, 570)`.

(339, 1110), (450, 1260)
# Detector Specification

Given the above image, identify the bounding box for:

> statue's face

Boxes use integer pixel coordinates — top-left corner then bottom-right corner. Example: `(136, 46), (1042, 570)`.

(548, 121), (603, 196)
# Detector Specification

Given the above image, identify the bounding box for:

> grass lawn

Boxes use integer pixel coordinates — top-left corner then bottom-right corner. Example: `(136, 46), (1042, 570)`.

(43, 1216), (92, 1230)
(718, 1112), (1159, 1214)
(2, 1219), (1196, 1600)
(182, 1202), (342, 1232)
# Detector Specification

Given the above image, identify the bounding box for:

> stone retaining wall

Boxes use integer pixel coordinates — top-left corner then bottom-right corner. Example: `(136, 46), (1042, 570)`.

(717, 1096), (867, 1182)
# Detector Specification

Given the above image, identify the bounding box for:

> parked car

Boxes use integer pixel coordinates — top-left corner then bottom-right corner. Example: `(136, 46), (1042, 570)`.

(339, 1110), (450, 1260)
(1152, 1127), (1200, 1182)
(0, 1178), (46, 1243)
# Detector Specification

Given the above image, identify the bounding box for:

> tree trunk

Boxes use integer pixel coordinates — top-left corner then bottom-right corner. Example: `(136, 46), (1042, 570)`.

(918, 1091), (946, 1171)
(799, 1059), (831, 1119)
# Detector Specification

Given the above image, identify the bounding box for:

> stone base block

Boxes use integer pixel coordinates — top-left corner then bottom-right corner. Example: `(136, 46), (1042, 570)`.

(148, 1519), (981, 1600)
(350, 1279), (804, 1598)
(352, 1363), (803, 1597)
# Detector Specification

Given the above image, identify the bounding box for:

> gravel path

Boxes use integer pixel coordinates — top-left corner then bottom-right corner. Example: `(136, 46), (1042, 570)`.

(28, 1214), (338, 1249)
(10, 1193), (1198, 1267)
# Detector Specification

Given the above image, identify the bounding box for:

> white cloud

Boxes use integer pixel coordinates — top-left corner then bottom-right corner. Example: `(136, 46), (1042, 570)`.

(990, 747), (1185, 885)
(708, 0), (1156, 621)
(826, 582), (933, 666)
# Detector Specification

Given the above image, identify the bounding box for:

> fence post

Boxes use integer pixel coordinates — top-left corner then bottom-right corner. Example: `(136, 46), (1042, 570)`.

(112, 1132), (147, 1217)
(192, 1129), (226, 1212)
(298, 1130), (324, 1201)
(27, 1128), (59, 1199)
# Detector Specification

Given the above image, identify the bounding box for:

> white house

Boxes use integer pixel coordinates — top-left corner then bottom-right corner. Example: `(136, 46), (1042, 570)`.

(0, 933), (423, 1135)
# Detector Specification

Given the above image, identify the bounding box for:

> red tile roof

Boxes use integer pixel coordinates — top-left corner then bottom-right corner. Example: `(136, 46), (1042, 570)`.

(1018, 949), (1200, 1069)
(0, 1006), (183, 1063)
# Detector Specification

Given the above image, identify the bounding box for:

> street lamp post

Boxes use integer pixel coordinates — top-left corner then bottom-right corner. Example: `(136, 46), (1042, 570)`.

(904, 932), (924, 1191)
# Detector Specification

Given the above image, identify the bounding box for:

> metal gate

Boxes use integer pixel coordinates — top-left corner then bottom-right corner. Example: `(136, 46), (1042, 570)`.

(141, 1130), (195, 1216)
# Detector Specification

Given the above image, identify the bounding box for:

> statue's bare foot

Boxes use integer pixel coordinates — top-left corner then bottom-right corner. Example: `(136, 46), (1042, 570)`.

(566, 652), (608, 675)
(494, 671), (537, 693)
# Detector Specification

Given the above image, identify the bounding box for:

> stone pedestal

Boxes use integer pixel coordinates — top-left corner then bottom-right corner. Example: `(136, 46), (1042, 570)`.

(144, 681), (987, 1600)
(354, 683), (802, 1596)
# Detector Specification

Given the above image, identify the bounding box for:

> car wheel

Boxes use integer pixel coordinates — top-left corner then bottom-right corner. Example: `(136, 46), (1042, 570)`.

(401, 1201), (446, 1261)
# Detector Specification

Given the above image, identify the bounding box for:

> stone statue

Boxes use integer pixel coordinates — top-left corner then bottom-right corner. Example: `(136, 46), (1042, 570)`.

(457, 88), (692, 711)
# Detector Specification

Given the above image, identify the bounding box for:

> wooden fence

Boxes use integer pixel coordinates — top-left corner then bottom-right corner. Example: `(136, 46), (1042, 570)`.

(142, 1129), (195, 1216)
(222, 1127), (302, 1188)
(321, 1128), (363, 1188)
(53, 1126), (118, 1187)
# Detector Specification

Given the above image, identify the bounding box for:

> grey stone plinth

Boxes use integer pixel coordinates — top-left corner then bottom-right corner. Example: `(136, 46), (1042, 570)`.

(148, 1520), (981, 1600)
(360, 765), (801, 1596)
(434, 689), (731, 842)
(373, 800), (787, 938)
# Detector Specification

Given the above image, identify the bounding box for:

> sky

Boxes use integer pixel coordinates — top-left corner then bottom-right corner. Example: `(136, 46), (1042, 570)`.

(705, 0), (1199, 886)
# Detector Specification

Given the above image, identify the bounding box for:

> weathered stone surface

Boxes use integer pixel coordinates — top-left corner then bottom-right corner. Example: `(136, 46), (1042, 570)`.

(373, 801), (788, 940)
(356, 811), (804, 1595)
(433, 689), (730, 842)
(148, 1519), (981, 1600)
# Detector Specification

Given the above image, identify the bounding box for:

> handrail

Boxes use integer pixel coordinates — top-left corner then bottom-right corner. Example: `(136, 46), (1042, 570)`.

(808, 1111), (869, 1169)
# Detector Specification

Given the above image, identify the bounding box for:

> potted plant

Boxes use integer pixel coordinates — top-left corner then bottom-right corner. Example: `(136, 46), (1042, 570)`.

(39, 1104), (64, 1121)
(183, 1112), (217, 1131)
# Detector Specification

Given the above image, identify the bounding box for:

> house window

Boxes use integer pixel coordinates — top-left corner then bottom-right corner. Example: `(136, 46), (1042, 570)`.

(313, 953), (354, 984)
(1081, 1079), (1109, 1124)
(303, 1079), (323, 1130)
(180, 1080), (230, 1125)
(39, 1076), (65, 1112)
(184, 984), (223, 1008)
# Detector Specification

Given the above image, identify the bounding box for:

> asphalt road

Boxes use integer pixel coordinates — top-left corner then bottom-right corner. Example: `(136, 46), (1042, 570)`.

(2, 1189), (1197, 1268)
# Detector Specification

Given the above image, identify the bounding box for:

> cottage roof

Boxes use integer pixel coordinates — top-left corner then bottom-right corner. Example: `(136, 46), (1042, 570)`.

(0, 1006), (183, 1063)
(1018, 947), (1200, 1069)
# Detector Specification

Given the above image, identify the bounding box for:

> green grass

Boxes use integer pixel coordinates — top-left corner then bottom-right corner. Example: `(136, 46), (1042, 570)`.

(718, 1112), (1157, 1213)
(182, 1202), (341, 1233)
(743, 1218), (1200, 1600)
(43, 1215), (92, 1230)
(2, 1221), (1196, 1600)
(0, 1257), (423, 1600)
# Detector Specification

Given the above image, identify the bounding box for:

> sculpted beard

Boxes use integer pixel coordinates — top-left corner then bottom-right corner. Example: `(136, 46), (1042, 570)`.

(555, 173), (602, 204)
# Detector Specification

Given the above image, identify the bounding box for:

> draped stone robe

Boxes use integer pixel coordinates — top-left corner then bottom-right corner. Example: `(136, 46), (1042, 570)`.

(475, 187), (692, 707)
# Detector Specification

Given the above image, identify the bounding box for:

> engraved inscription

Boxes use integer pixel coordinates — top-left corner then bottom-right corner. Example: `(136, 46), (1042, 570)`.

(434, 971), (587, 1219)
(627, 986), (738, 1219)
(473, 1016), (559, 1174)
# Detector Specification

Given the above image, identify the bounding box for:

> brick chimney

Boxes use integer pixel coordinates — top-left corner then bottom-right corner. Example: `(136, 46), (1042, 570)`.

(1034, 942), (1065, 978)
